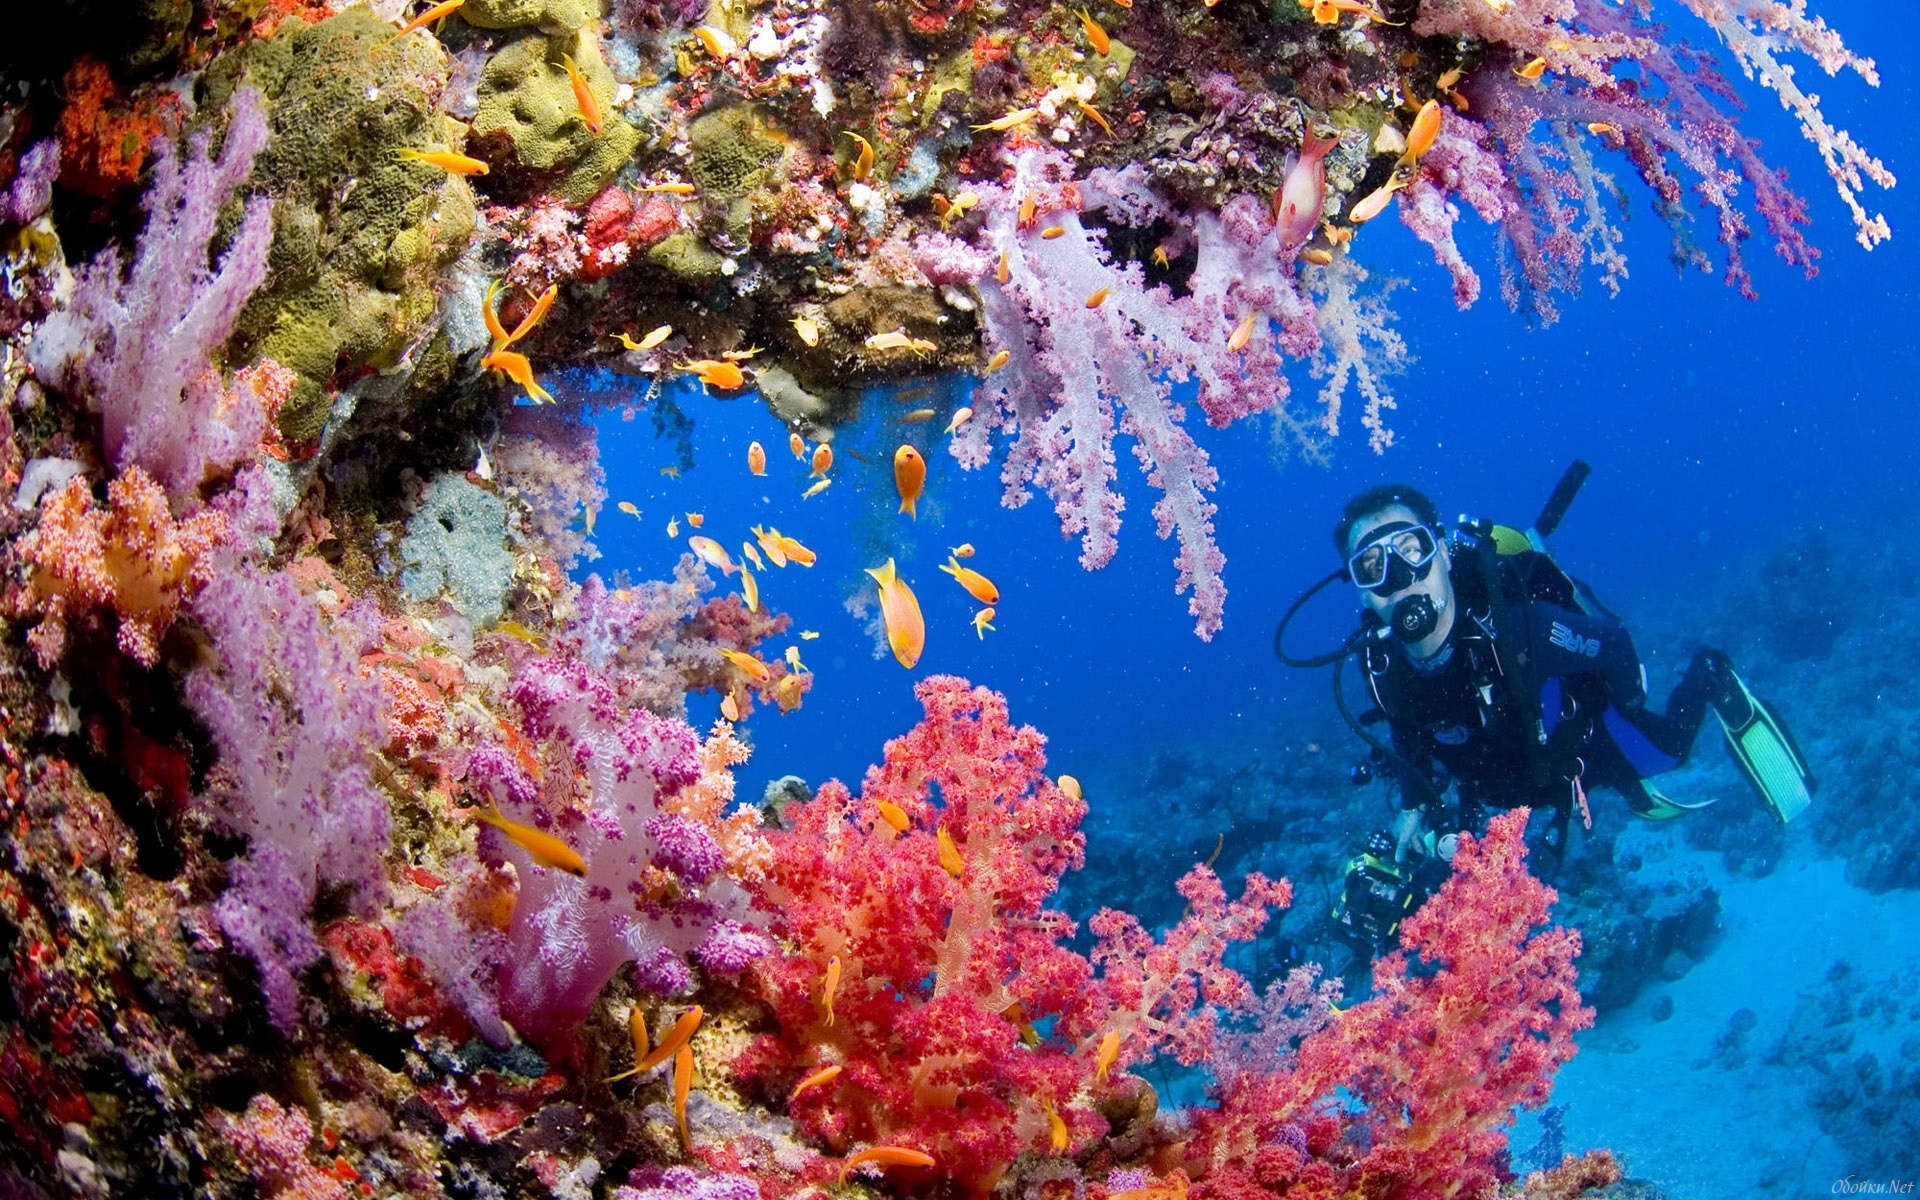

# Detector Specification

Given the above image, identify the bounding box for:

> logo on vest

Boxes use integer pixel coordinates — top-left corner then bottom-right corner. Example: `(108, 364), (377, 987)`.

(1434, 725), (1471, 745)
(1548, 621), (1600, 658)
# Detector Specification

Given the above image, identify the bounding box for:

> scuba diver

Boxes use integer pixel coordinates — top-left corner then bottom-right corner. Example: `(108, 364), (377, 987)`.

(1275, 463), (1816, 957)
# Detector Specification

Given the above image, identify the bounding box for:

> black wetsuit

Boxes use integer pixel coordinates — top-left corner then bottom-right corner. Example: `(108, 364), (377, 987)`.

(1366, 546), (1722, 833)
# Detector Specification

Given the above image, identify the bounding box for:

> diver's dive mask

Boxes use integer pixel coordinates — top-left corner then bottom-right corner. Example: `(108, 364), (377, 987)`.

(1347, 523), (1441, 592)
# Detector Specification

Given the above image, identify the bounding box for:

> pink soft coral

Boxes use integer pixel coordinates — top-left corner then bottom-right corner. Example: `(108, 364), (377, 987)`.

(1188, 810), (1590, 1200)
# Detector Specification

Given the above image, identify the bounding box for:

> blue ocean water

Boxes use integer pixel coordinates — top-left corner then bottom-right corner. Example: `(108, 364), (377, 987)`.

(575, 13), (1917, 1194)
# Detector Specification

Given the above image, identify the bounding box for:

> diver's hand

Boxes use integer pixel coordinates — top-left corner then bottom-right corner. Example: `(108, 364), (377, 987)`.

(1391, 808), (1425, 863)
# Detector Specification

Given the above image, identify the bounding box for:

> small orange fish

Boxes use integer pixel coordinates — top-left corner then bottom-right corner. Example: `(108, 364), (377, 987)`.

(395, 147), (489, 176)
(689, 535), (738, 575)
(747, 440), (767, 475)
(1094, 1029), (1120, 1083)
(472, 805), (585, 876)
(741, 541), (767, 571)
(1041, 225), (1066, 240)
(937, 826), (965, 877)
(1078, 101), (1117, 138)
(1058, 774), (1083, 801)
(1402, 98), (1444, 163)
(945, 407), (974, 433)
(681, 359), (747, 392)
(1075, 8), (1110, 55)
(800, 630), (820, 639)
(673, 1044), (693, 1152)
(939, 557), (999, 605)
(604, 1006), (653, 1082)
(972, 607), (995, 638)
(839, 1147), (937, 1185)
(630, 1006), (702, 1076)
(1045, 1100), (1070, 1153)
(1302, 247), (1335, 265)
(691, 24), (733, 56)
(843, 131), (875, 181)
(561, 55), (603, 134)
(894, 444), (926, 519)
(1348, 181), (1400, 224)
(971, 107), (1041, 133)
(752, 525), (789, 568)
(876, 800), (911, 832)
(666, 516), (680, 537)
(686, 511), (705, 527)
(1227, 311), (1259, 353)
(620, 324), (673, 352)
(378, 0), (465, 46)
(1152, 244), (1171, 267)
(984, 349), (1011, 374)
(792, 315), (821, 346)
(1085, 285), (1110, 308)
(618, 500), (641, 518)
(720, 692), (741, 722)
(719, 648), (771, 681)
(789, 432), (807, 459)
(773, 672), (805, 712)
(774, 531), (816, 566)
(820, 955), (841, 1024)
(801, 479), (830, 499)
(1514, 55), (1548, 80)
(790, 1064), (843, 1102)
(810, 443), (834, 478)
(739, 565), (759, 612)
(996, 248), (1012, 283)
(951, 543), (975, 558)
(866, 559), (925, 669)
(481, 349), (555, 404)
(1586, 121), (1621, 137)
(638, 182), (698, 195)
(900, 408), (937, 425)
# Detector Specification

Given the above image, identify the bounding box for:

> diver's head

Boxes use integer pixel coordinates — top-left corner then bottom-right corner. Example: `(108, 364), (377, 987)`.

(1337, 485), (1456, 659)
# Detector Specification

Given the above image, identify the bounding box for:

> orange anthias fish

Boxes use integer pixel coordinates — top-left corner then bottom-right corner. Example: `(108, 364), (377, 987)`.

(819, 955), (841, 1025)
(603, 1006), (652, 1082)
(865, 558), (925, 669)
(481, 348), (555, 404)
(875, 800), (911, 832)
(936, 826), (965, 877)
(673, 1044), (694, 1152)
(560, 54), (603, 134)
(939, 556), (999, 605)
(472, 804), (585, 876)
(378, 0), (465, 47)
(789, 431), (807, 459)
(893, 444), (926, 519)
(810, 443), (834, 477)
(747, 440), (767, 475)
(972, 607), (995, 638)
(719, 647), (771, 682)
(682, 359), (747, 392)
(1094, 1029), (1121, 1083)
(838, 1147), (936, 1185)
(396, 147), (489, 175)
(688, 535), (738, 575)
(790, 1063), (843, 1102)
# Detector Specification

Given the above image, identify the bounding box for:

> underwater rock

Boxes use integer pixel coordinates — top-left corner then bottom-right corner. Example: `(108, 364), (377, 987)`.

(400, 473), (515, 626)
(203, 9), (478, 443)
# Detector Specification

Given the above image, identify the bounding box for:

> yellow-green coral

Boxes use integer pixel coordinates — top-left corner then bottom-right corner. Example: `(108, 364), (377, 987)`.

(201, 9), (477, 441)
(461, 0), (602, 29)
(647, 232), (728, 282)
(687, 107), (786, 202)
(472, 34), (633, 188)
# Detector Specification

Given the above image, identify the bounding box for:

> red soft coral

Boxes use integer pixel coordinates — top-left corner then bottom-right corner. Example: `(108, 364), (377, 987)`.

(1188, 810), (1590, 1200)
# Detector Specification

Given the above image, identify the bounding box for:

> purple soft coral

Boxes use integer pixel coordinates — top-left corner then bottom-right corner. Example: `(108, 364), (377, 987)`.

(183, 564), (391, 1030)
(29, 90), (275, 506)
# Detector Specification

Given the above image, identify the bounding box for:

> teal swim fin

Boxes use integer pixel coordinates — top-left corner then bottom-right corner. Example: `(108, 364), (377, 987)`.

(1626, 779), (1716, 821)
(1713, 670), (1815, 824)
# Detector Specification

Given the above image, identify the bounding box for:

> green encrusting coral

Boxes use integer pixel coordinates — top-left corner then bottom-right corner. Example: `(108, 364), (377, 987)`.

(471, 33), (640, 205)
(460, 0), (601, 30)
(202, 9), (478, 442)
